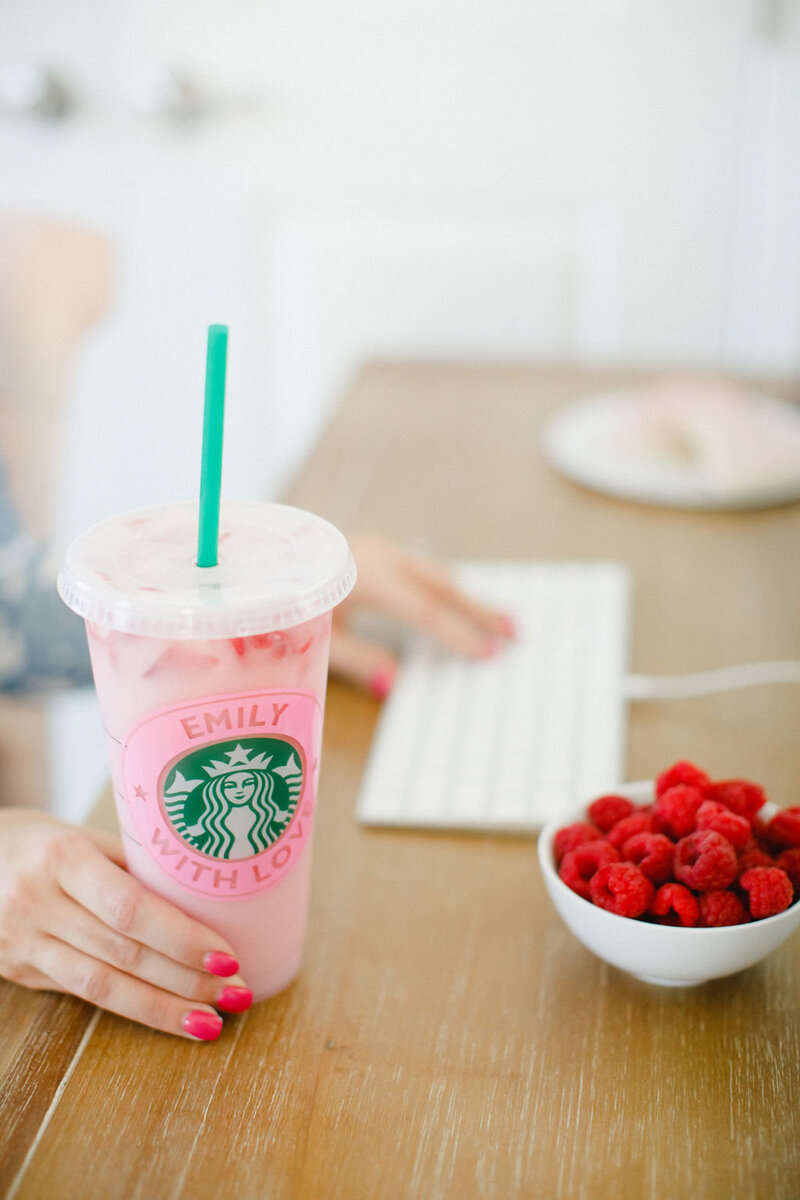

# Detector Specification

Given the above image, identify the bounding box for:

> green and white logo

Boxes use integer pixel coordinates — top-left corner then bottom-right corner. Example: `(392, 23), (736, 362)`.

(161, 738), (303, 861)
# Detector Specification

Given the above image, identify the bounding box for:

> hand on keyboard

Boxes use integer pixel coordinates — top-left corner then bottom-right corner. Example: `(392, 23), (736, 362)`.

(357, 561), (631, 832)
(328, 535), (515, 699)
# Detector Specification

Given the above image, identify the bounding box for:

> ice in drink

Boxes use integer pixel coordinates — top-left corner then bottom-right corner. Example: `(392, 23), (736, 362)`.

(58, 501), (355, 1000)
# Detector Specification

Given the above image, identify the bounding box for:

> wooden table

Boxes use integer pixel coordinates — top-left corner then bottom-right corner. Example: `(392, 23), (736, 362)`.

(3, 362), (800, 1200)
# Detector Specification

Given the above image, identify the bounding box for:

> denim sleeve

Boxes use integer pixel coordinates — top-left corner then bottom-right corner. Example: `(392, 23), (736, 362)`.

(0, 469), (93, 693)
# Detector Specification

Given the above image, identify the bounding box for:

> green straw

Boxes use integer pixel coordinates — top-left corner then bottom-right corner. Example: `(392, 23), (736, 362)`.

(197, 324), (228, 567)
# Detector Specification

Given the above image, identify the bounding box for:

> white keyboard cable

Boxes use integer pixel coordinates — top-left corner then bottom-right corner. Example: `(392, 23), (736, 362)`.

(624, 660), (800, 701)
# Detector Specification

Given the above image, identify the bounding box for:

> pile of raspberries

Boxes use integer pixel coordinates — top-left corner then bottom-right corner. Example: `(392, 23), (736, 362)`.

(553, 761), (800, 925)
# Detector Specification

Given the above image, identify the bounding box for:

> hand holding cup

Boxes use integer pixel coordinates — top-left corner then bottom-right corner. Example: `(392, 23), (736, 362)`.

(0, 808), (251, 1039)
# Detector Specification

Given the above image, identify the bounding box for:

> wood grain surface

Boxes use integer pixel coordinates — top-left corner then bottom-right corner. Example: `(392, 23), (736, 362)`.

(2, 362), (800, 1200)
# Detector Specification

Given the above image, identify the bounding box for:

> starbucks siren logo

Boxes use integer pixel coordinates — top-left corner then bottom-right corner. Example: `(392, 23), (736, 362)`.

(161, 737), (303, 861)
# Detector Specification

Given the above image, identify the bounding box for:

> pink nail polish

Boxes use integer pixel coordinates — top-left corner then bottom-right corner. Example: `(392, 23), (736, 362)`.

(369, 667), (395, 700)
(203, 951), (239, 977)
(182, 1010), (223, 1041)
(216, 986), (254, 1013)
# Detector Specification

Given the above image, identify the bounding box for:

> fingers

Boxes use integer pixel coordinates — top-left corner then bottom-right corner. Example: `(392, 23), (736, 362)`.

(0, 816), (251, 1037)
(344, 535), (514, 663)
(84, 828), (128, 868)
(33, 935), (225, 1041)
(328, 629), (397, 698)
(53, 837), (241, 977)
(3, 963), (67, 992)
(39, 892), (249, 1011)
(371, 574), (506, 659)
(405, 556), (515, 643)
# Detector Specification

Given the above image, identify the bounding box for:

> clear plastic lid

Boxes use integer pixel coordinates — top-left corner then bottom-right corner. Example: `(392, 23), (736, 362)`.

(57, 501), (356, 639)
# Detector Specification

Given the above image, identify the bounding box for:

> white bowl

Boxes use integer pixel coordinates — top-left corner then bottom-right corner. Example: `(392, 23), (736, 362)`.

(537, 781), (800, 987)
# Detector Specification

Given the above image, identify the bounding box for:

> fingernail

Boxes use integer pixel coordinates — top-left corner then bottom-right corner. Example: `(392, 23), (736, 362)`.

(369, 667), (395, 700)
(481, 639), (502, 658)
(204, 951), (239, 977)
(182, 1010), (223, 1041)
(216, 985), (254, 1013)
(498, 613), (516, 638)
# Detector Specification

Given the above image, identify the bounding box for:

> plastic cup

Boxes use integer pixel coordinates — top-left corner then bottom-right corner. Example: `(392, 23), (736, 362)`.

(58, 500), (356, 1001)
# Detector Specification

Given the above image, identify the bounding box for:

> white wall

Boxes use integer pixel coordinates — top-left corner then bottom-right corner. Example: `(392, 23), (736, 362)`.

(3, 2), (798, 541)
(1, 0), (799, 820)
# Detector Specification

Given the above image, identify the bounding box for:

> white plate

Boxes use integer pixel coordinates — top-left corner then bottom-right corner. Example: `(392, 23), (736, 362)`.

(541, 388), (800, 510)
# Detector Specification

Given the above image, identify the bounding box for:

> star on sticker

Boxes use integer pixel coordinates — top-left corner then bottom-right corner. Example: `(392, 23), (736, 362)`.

(227, 743), (265, 767)
(204, 743), (273, 776)
(133, 784), (148, 801)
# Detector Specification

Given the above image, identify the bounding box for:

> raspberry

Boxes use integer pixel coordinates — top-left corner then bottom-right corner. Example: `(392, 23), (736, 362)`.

(589, 862), (654, 918)
(587, 794), (635, 834)
(695, 800), (750, 850)
(621, 832), (674, 885)
(649, 883), (699, 927)
(673, 830), (738, 891)
(737, 841), (774, 876)
(762, 807), (800, 849)
(740, 867), (794, 919)
(607, 810), (654, 849)
(566, 767), (783, 926)
(706, 779), (766, 823)
(559, 840), (619, 900)
(698, 891), (750, 927)
(655, 760), (711, 799)
(652, 785), (704, 839)
(553, 821), (601, 865)
(775, 848), (800, 893)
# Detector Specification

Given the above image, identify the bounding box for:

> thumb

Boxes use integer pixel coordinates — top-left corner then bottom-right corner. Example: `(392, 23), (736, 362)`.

(328, 629), (397, 699)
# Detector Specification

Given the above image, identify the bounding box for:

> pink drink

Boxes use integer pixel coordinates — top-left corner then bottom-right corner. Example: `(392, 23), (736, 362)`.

(58, 502), (355, 1000)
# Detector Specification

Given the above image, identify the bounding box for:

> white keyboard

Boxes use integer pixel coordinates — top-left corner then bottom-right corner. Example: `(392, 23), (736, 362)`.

(356, 561), (631, 833)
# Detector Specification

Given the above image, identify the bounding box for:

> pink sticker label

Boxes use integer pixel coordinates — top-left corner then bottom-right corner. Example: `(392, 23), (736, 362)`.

(121, 689), (322, 898)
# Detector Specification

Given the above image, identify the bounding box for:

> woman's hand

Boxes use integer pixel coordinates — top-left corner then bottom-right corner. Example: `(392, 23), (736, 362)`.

(0, 809), (253, 1040)
(329, 535), (514, 697)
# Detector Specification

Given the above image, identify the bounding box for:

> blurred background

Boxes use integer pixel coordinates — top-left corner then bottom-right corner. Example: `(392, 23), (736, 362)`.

(1, 0), (799, 819)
